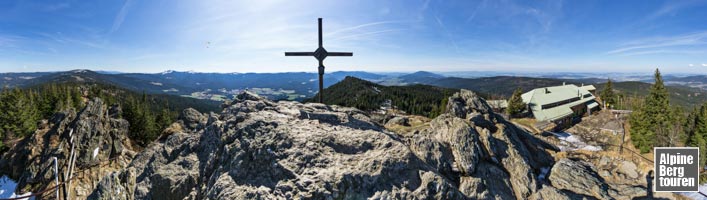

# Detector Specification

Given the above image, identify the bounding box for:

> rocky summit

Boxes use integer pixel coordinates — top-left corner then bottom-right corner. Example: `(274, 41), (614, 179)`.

(2, 90), (662, 199)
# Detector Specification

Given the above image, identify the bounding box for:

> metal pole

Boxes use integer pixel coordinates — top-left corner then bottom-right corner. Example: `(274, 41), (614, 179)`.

(318, 18), (323, 48)
(318, 66), (324, 103)
(617, 114), (625, 154)
(53, 157), (59, 200)
(317, 18), (324, 103)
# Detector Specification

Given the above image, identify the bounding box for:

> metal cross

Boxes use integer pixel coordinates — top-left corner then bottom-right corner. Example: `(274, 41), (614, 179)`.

(285, 18), (353, 103)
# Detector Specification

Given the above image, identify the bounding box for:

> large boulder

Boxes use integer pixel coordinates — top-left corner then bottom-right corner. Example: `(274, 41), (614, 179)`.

(549, 158), (611, 199)
(408, 90), (556, 199)
(446, 89), (495, 119)
(179, 108), (206, 130)
(386, 116), (410, 126)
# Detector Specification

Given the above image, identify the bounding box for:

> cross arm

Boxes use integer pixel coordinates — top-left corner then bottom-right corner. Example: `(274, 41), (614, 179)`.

(285, 52), (315, 56)
(328, 52), (353, 56)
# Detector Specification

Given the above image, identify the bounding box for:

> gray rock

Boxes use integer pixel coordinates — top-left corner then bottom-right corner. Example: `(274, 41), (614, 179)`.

(235, 90), (265, 102)
(82, 90), (659, 200)
(386, 116), (410, 126)
(91, 92), (465, 199)
(179, 108), (206, 130)
(446, 89), (495, 119)
(428, 114), (481, 176)
(617, 160), (639, 179)
(549, 158), (610, 199)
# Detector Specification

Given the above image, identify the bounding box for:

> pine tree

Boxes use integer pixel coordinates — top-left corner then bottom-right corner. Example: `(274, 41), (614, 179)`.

(601, 79), (616, 108)
(156, 107), (173, 129)
(686, 104), (707, 167)
(506, 88), (526, 118)
(71, 87), (83, 110)
(0, 88), (39, 139)
(630, 68), (673, 153)
(0, 86), (7, 147)
(629, 110), (650, 153)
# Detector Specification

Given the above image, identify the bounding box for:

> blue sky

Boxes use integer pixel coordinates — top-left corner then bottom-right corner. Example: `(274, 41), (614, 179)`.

(1, 0), (707, 73)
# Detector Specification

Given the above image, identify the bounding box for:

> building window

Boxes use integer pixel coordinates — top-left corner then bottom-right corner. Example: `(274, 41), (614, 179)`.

(541, 97), (581, 110)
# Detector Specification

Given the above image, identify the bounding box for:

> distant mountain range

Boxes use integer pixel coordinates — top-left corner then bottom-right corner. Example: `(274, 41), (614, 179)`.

(1, 70), (387, 101)
(3, 69), (707, 108)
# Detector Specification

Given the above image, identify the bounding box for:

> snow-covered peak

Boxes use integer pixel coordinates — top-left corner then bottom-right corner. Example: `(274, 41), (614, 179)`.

(70, 69), (89, 73)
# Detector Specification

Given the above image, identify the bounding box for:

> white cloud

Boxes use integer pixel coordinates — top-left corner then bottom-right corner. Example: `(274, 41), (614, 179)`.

(110, 0), (133, 33)
(703, 64), (707, 67)
(607, 31), (707, 55)
(689, 64), (694, 67)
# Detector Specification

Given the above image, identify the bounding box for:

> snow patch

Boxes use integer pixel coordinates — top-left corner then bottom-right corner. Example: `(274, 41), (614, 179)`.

(372, 86), (381, 94)
(92, 147), (100, 159)
(550, 132), (602, 152)
(679, 184), (707, 199)
(149, 82), (163, 86)
(0, 176), (32, 199)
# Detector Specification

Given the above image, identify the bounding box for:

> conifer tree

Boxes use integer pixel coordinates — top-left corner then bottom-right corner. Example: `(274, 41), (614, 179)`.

(601, 79), (616, 108)
(0, 87), (38, 139)
(0, 86), (6, 149)
(686, 104), (707, 167)
(506, 88), (526, 118)
(630, 68), (674, 152)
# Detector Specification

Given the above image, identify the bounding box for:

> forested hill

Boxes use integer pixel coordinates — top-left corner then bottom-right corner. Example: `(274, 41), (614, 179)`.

(427, 76), (579, 98)
(595, 81), (707, 109)
(0, 83), (221, 149)
(308, 76), (458, 118)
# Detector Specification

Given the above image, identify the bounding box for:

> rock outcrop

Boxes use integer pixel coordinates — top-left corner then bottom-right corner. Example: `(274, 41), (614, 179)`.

(549, 158), (611, 199)
(90, 92), (465, 199)
(85, 90), (666, 200)
(0, 98), (136, 199)
(385, 116), (410, 127)
(407, 90), (557, 199)
(87, 90), (548, 199)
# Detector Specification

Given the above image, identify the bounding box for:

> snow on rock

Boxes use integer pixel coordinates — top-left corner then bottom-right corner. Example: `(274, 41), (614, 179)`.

(0, 176), (32, 200)
(93, 147), (100, 159)
(550, 132), (602, 152)
(680, 184), (707, 200)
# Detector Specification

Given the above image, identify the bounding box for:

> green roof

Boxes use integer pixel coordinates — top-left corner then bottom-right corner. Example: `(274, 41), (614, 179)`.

(521, 84), (596, 121)
(580, 85), (596, 91)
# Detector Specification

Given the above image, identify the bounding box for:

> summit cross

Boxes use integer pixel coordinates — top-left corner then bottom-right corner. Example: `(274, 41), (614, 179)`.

(285, 18), (353, 103)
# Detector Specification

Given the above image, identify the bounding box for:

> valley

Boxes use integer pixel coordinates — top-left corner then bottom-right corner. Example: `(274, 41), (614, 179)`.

(5, 69), (707, 109)
(1, 69), (706, 199)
